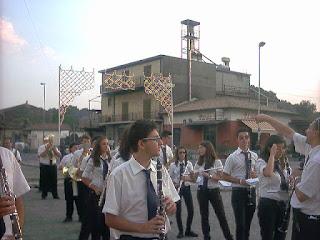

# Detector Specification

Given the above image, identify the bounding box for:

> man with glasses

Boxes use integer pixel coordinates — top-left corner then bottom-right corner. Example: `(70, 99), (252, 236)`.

(103, 120), (179, 240)
(222, 128), (258, 240)
(255, 114), (320, 240)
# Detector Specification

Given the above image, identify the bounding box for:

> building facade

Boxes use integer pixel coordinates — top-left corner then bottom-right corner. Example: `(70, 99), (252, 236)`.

(99, 55), (296, 153)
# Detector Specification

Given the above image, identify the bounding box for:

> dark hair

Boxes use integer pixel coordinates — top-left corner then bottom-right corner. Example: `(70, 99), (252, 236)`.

(81, 134), (91, 142)
(128, 120), (157, 153)
(69, 142), (77, 149)
(314, 118), (320, 140)
(237, 128), (251, 137)
(91, 136), (109, 167)
(118, 126), (131, 161)
(261, 135), (285, 162)
(174, 146), (188, 166)
(161, 130), (172, 138)
(197, 141), (218, 166)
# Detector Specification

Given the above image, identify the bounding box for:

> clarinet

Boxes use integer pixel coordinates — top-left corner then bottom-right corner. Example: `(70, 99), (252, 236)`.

(247, 153), (255, 206)
(278, 157), (293, 234)
(278, 186), (294, 233)
(156, 158), (166, 240)
(0, 167), (23, 239)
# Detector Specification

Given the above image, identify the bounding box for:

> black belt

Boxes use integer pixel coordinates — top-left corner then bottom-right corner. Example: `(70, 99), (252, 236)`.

(119, 235), (159, 240)
(295, 208), (320, 221)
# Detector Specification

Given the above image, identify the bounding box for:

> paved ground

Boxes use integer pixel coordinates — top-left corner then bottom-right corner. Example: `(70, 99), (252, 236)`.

(20, 153), (295, 240)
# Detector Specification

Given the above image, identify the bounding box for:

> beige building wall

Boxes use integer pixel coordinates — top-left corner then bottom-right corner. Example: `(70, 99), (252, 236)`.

(101, 60), (161, 118)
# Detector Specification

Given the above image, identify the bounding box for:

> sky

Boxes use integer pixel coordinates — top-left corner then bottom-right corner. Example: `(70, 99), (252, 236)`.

(0, 0), (319, 111)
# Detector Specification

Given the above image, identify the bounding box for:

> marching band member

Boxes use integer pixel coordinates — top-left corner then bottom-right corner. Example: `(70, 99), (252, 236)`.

(222, 129), (258, 240)
(194, 141), (234, 240)
(256, 135), (290, 240)
(0, 146), (30, 239)
(103, 120), (179, 240)
(82, 136), (111, 240)
(2, 137), (22, 163)
(38, 135), (61, 200)
(159, 130), (173, 169)
(256, 114), (320, 240)
(58, 143), (82, 223)
(76, 135), (92, 240)
(168, 146), (198, 238)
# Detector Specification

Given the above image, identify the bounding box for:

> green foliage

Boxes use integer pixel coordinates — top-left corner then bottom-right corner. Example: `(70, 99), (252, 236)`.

(294, 100), (317, 120)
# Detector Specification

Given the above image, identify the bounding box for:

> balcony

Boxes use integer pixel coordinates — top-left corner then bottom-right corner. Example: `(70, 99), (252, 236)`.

(102, 111), (163, 124)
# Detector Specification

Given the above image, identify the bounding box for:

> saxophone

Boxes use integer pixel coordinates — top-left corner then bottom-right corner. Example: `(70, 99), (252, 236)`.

(0, 166), (23, 239)
(156, 158), (166, 240)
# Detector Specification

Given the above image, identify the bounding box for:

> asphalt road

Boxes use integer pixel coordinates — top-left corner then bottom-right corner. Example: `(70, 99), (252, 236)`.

(20, 153), (295, 240)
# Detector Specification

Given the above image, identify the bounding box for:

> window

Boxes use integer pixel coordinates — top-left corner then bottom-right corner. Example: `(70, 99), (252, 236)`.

(122, 102), (129, 121)
(173, 128), (181, 148)
(144, 65), (152, 77)
(143, 99), (151, 119)
(203, 125), (216, 147)
(107, 97), (112, 107)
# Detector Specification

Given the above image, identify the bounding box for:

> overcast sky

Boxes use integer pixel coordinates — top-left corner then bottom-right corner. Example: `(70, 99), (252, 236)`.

(1, 0), (319, 111)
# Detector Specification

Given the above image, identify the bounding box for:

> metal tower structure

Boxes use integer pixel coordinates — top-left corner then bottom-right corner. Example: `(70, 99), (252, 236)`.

(181, 19), (201, 101)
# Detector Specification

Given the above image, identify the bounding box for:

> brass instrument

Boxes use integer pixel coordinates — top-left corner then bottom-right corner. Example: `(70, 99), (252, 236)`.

(62, 145), (90, 181)
(0, 155), (23, 240)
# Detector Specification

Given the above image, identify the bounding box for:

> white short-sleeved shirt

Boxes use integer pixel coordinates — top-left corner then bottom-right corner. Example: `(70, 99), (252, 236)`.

(291, 133), (320, 215)
(0, 147), (30, 237)
(82, 157), (111, 190)
(37, 144), (60, 165)
(194, 160), (224, 189)
(256, 158), (290, 201)
(59, 153), (74, 168)
(159, 145), (173, 165)
(102, 157), (180, 238)
(10, 148), (22, 163)
(223, 148), (258, 188)
(169, 160), (194, 187)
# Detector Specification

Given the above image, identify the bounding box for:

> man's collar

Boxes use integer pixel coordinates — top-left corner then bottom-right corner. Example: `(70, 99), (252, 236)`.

(236, 147), (250, 154)
(129, 157), (156, 175)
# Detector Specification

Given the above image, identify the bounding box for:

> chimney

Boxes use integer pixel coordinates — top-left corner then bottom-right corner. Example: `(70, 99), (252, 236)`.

(221, 57), (230, 67)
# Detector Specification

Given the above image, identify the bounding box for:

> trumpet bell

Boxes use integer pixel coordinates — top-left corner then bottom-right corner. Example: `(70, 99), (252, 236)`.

(68, 166), (81, 181)
(62, 167), (69, 177)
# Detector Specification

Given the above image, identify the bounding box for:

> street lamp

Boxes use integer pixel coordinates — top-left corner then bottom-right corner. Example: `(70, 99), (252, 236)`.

(40, 82), (46, 139)
(258, 41), (265, 144)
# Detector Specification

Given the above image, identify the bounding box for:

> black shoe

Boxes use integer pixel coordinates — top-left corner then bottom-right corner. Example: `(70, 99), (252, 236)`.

(53, 196), (60, 199)
(177, 232), (184, 238)
(185, 231), (198, 237)
(63, 217), (72, 223)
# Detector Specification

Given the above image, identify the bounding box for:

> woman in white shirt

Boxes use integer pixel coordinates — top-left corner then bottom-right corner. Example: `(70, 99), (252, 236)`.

(194, 141), (234, 240)
(169, 146), (198, 238)
(256, 135), (290, 240)
(82, 136), (111, 240)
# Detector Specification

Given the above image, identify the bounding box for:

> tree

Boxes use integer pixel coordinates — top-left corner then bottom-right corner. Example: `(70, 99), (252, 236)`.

(294, 100), (317, 120)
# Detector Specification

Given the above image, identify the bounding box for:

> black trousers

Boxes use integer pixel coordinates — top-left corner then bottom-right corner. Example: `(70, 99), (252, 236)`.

(291, 208), (320, 240)
(41, 164), (58, 198)
(176, 185), (194, 233)
(87, 190), (109, 240)
(39, 163), (44, 192)
(64, 178), (82, 219)
(197, 187), (233, 240)
(231, 188), (256, 240)
(119, 235), (159, 240)
(257, 198), (287, 240)
(78, 182), (91, 240)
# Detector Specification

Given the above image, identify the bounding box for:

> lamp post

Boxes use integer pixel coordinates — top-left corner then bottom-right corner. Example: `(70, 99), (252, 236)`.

(258, 41), (265, 144)
(40, 82), (46, 139)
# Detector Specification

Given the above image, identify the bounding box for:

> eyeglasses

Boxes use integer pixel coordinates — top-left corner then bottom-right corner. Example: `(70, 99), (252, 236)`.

(142, 136), (161, 142)
(178, 151), (186, 154)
